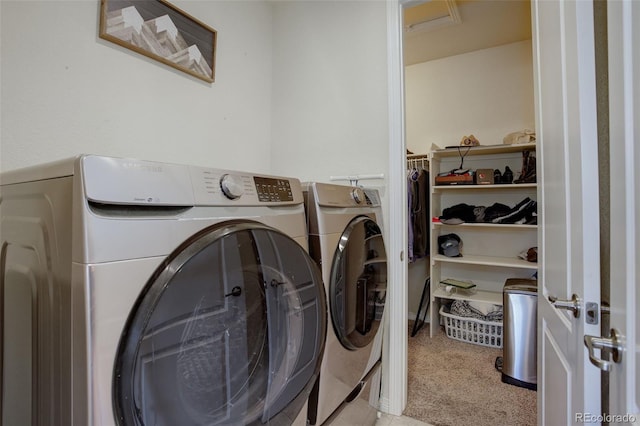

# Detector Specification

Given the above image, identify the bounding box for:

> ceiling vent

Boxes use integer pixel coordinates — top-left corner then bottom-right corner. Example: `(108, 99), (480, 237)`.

(404, 0), (462, 34)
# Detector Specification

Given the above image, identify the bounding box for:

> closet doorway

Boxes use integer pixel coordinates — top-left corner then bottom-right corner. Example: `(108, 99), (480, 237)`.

(402, 1), (537, 425)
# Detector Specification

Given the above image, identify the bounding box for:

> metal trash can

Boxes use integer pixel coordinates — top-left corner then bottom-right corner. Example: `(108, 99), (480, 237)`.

(502, 278), (538, 390)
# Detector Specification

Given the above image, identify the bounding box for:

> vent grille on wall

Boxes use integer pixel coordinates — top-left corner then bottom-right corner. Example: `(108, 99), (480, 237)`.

(404, 0), (461, 33)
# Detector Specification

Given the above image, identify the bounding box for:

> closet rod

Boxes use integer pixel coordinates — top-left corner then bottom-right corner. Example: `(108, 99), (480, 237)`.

(407, 153), (429, 170)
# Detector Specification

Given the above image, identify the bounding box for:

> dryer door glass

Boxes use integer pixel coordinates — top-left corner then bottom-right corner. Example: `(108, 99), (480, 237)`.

(329, 216), (387, 350)
(113, 222), (326, 426)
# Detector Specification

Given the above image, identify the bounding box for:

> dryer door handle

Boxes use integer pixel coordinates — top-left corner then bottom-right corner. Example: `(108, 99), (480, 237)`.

(224, 286), (242, 297)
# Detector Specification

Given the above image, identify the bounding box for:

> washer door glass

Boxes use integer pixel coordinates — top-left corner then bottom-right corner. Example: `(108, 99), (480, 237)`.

(329, 216), (387, 350)
(113, 221), (326, 426)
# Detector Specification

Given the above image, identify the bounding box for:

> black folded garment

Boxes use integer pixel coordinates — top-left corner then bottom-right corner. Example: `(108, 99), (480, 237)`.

(440, 203), (477, 223)
(483, 203), (511, 222)
(491, 197), (537, 224)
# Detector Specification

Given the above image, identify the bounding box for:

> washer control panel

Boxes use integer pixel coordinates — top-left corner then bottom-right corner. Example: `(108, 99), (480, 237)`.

(350, 187), (365, 204)
(312, 182), (381, 208)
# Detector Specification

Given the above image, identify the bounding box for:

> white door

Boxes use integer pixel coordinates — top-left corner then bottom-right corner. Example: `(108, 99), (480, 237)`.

(532, 0), (602, 424)
(607, 0), (640, 421)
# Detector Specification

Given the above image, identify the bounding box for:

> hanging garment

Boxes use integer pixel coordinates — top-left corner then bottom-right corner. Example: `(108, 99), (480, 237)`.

(407, 171), (414, 262)
(409, 168), (430, 261)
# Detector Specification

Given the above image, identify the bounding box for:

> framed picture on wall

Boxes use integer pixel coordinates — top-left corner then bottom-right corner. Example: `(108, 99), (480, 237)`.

(99, 0), (217, 83)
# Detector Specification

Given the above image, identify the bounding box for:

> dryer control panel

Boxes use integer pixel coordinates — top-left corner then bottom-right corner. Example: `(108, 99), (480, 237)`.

(190, 166), (302, 206)
(78, 155), (303, 207)
(82, 155), (195, 206)
(254, 177), (293, 202)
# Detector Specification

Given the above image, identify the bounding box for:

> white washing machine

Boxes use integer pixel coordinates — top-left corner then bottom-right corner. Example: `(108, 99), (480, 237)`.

(303, 182), (387, 426)
(0, 155), (327, 426)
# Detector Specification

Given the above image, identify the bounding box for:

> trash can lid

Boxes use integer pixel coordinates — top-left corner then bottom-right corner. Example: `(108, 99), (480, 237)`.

(503, 278), (538, 294)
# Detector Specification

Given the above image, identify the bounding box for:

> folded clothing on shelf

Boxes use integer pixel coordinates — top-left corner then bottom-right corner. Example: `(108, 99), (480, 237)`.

(491, 197), (537, 224)
(439, 198), (537, 225)
(440, 203), (478, 222)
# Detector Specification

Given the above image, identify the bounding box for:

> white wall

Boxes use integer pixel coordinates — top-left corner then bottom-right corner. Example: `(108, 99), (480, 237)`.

(1, 0), (274, 173)
(2, 0), (391, 188)
(405, 40), (535, 154)
(270, 1), (389, 187)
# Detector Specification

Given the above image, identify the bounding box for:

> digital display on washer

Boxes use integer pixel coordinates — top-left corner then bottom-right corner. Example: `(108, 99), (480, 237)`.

(254, 177), (293, 202)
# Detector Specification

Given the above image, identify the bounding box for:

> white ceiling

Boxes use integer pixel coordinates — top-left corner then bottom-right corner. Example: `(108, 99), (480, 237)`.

(403, 0), (532, 66)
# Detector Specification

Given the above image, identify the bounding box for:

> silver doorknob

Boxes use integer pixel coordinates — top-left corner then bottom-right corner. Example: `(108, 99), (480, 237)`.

(584, 329), (623, 371)
(548, 294), (581, 318)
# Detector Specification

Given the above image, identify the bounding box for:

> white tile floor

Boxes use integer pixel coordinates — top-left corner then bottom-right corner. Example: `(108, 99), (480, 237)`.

(376, 413), (433, 426)
(323, 394), (433, 426)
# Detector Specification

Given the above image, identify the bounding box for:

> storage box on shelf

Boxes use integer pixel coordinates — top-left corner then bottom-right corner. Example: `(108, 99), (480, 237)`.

(428, 143), (539, 339)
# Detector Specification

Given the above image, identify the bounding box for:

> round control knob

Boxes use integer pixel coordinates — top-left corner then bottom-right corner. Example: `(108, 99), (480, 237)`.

(220, 174), (244, 200)
(351, 188), (365, 204)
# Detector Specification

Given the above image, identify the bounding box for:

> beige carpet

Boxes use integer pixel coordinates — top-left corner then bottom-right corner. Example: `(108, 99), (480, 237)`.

(405, 322), (536, 426)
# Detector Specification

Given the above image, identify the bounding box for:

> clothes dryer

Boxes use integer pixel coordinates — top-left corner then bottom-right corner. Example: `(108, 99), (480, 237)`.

(303, 182), (387, 426)
(0, 155), (327, 426)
